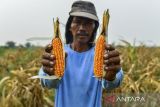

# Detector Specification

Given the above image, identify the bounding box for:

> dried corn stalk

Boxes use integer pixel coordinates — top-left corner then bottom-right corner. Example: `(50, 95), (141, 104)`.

(51, 18), (65, 78)
(94, 9), (110, 79)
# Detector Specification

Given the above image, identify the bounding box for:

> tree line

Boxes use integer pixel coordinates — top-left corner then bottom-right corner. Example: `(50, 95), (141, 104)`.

(2, 41), (33, 48)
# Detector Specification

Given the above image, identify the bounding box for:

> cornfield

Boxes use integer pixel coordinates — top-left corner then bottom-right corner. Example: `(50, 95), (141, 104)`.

(0, 41), (160, 107)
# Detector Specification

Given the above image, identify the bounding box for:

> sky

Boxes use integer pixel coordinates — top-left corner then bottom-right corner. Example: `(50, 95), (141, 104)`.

(0, 0), (160, 46)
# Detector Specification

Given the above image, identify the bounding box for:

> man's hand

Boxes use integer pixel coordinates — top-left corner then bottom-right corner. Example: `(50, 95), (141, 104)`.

(41, 44), (67, 75)
(103, 44), (121, 81)
(41, 44), (56, 75)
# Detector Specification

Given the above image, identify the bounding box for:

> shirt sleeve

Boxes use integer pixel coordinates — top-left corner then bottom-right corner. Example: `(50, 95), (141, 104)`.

(102, 68), (124, 90)
(38, 67), (61, 89)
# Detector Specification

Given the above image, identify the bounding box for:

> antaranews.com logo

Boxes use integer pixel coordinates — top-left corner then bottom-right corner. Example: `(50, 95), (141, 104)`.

(104, 95), (145, 103)
(103, 93), (160, 107)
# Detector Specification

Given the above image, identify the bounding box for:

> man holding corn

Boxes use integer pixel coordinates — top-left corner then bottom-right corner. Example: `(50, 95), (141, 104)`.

(39, 1), (123, 107)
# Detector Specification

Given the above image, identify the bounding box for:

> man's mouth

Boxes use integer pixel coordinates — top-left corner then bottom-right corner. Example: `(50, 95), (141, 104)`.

(77, 32), (88, 37)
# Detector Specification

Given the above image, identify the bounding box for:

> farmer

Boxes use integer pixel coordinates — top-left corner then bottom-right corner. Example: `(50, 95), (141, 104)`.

(39, 1), (123, 107)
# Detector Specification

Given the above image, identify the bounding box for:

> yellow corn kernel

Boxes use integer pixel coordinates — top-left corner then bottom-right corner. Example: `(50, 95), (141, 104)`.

(94, 10), (110, 79)
(52, 18), (65, 78)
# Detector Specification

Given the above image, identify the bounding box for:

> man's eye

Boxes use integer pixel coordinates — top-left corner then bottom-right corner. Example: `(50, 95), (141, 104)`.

(86, 21), (94, 25)
(73, 21), (81, 24)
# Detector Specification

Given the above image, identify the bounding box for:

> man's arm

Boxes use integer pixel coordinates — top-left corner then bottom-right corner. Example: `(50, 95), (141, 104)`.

(102, 68), (123, 90)
(39, 67), (61, 89)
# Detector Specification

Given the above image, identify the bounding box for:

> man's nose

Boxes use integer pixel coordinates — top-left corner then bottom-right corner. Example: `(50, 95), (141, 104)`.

(79, 23), (86, 30)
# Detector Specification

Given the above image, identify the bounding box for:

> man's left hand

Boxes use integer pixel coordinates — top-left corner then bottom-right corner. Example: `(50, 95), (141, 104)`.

(103, 44), (121, 81)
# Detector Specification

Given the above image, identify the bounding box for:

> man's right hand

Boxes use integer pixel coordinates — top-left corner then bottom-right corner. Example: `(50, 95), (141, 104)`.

(41, 44), (55, 75)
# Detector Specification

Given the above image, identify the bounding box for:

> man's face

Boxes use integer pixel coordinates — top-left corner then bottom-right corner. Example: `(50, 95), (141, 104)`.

(69, 16), (95, 44)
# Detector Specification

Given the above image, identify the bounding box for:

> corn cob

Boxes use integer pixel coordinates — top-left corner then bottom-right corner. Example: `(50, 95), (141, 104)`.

(93, 9), (110, 79)
(51, 18), (65, 78)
